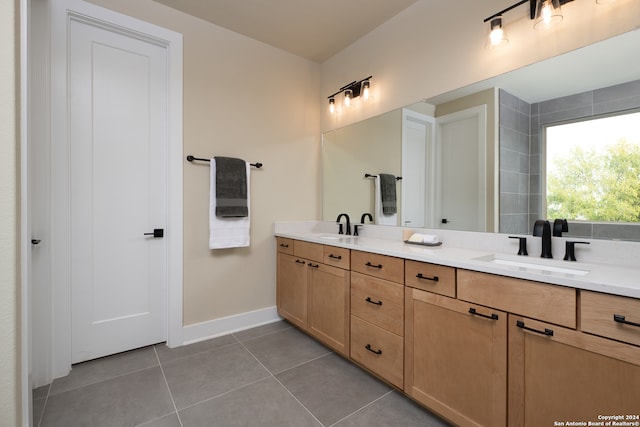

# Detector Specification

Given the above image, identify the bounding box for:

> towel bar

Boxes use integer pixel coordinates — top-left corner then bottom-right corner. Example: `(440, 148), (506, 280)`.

(364, 173), (402, 181)
(186, 155), (262, 169)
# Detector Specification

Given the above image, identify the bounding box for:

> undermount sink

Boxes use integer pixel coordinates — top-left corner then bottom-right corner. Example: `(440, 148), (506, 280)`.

(310, 233), (356, 241)
(474, 254), (590, 276)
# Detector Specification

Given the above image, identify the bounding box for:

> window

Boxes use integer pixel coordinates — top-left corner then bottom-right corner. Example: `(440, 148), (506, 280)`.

(545, 110), (640, 222)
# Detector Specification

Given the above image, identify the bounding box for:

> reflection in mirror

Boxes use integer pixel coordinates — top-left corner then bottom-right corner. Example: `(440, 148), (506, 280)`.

(322, 29), (640, 240)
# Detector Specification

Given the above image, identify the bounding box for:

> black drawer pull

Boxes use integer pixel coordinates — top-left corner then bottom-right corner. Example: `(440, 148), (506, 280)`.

(279, 243), (289, 248)
(469, 307), (499, 320)
(308, 263), (319, 268)
(416, 273), (439, 282)
(328, 254), (342, 260)
(295, 259), (306, 264)
(365, 297), (383, 306)
(365, 344), (382, 355)
(516, 320), (553, 336)
(365, 262), (383, 269)
(614, 314), (640, 328)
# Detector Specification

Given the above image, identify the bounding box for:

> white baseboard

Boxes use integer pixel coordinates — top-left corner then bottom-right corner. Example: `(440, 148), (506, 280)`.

(181, 306), (282, 346)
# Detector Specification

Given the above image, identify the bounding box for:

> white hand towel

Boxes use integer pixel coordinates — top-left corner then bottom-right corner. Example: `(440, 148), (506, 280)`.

(375, 176), (397, 225)
(209, 159), (250, 249)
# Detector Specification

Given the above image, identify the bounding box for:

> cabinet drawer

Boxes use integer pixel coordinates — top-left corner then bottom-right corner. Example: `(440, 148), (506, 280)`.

(351, 271), (404, 336)
(351, 250), (404, 283)
(581, 291), (640, 346)
(350, 315), (403, 389)
(276, 237), (294, 255)
(294, 240), (323, 263)
(323, 245), (350, 270)
(405, 260), (456, 297)
(458, 270), (576, 328)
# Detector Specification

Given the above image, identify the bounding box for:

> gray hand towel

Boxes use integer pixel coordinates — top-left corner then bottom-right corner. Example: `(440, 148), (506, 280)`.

(379, 173), (397, 215)
(215, 156), (248, 217)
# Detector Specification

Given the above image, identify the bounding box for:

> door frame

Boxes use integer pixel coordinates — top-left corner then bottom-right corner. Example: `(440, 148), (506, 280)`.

(34, 0), (183, 382)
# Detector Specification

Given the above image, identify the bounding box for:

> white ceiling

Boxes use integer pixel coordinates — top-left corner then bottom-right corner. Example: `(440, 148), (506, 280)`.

(152, 0), (418, 63)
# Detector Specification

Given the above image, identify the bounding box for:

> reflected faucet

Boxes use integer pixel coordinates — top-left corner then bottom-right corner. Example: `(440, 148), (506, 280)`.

(360, 213), (373, 224)
(553, 219), (568, 237)
(336, 213), (351, 235)
(533, 220), (552, 258)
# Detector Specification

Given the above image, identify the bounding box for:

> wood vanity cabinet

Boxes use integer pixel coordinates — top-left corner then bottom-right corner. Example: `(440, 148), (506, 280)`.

(405, 270), (507, 427)
(276, 238), (350, 356)
(350, 251), (405, 388)
(508, 313), (640, 426)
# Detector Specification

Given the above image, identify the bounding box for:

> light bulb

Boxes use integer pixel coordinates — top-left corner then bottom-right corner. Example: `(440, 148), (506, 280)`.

(329, 98), (335, 113)
(534, 0), (562, 30)
(344, 89), (352, 107)
(487, 17), (508, 48)
(362, 81), (370, 100)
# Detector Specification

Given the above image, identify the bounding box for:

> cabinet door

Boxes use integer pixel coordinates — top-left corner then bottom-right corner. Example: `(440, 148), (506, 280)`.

(276, 252), (308, 330)
(405, 288), (507, 427)
(307, 262), (350, 356)
(508, 314), (640, 427)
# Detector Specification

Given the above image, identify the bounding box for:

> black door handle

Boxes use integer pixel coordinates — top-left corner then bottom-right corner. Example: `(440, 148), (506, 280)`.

(144, 229), (164, 238)
(31, 239), (42, 245)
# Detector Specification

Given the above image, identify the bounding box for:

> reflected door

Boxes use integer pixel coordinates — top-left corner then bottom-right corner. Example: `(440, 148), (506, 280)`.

(435, 106), (487, 231)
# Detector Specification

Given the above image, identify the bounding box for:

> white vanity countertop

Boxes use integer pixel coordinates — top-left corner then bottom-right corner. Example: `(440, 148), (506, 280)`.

(274, 221), (640, 299)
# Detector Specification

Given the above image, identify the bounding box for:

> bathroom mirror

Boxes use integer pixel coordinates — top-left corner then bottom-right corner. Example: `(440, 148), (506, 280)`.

(322, 29), (640, 241)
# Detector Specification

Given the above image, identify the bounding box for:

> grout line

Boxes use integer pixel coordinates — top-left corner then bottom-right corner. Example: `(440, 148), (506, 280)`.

(176, 375), (272, 413)
(327, 390), (394, 427)
(270, 350), (333, 376)
(237, 340), (326, 426)
(154, 346), (184, 427)
(153, 338), (241, 366)
(231, 324), (293, 343)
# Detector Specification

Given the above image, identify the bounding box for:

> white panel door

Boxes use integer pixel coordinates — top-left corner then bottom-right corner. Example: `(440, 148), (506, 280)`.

(402, 109), (435, 228)
(435, 106), (487, 232)
(69, 18), (168, 363)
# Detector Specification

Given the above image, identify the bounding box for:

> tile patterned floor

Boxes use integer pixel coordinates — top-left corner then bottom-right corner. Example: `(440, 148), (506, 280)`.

(33, 321), (451, 427)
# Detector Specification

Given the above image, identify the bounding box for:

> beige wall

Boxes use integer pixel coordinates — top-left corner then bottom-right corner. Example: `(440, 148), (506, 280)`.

(85, 0), (321, 325)
(321, 0), (640, 132)
(1, 0), (20, 424)
(322, 109), (402, 223)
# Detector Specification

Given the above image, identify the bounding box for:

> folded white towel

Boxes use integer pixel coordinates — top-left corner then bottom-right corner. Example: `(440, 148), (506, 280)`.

(375, 176), (397, 226)
(209, 159), (250, 249)
(408, 233), (439, 244)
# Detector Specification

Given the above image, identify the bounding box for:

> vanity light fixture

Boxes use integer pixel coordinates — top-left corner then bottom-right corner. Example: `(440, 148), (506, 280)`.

(487, 17), (509, 48)
(534, 0), (563, 30)
(483, 0), (573, 39)
(327, 76), (372, 113)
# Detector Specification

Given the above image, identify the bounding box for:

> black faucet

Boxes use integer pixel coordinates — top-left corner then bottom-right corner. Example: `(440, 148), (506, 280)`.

(533, 220), (553, 258)
(553, 219), (568, 237)
(353, 213), (373, 236)
(336, 213), (351, 235)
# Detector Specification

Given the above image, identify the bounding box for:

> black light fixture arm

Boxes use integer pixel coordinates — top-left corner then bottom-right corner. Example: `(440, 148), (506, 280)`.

(327, 75), (373, 99)
(483, 0), (573, 23)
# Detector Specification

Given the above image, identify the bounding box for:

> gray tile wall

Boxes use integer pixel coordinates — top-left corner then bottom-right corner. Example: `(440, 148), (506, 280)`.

(499, 89), (532, 234)
(499, 79), (640, 240)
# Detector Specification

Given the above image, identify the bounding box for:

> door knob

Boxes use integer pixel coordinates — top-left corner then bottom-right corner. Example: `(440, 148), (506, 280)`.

(441, 218), (450, 224)
(31, 239), (42, 245)
(144, 229), (164, 238)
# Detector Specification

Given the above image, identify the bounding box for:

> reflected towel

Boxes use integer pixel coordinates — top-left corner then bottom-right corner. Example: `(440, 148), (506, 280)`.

(210, 159), (250, 249)
(375, 176), (397, 226)
(379, 173), (397, 214)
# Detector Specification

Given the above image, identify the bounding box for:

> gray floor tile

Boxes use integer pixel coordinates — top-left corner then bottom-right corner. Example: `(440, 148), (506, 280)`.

(276, 353), (391, 426)
(41, 366), (174, 427)
(155, 334), (237, 364)
(136, 412), (181, 427)
(232, 320), (292, 342)
(241, 327), (332, 374)
(50, 346), (158, 395)
(162, 343), (270, 410)
(179, 377), (321, 427)
(33, 384), (50, 400)
(33, 397), (46, 427)
(334, 391), (452, 427)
